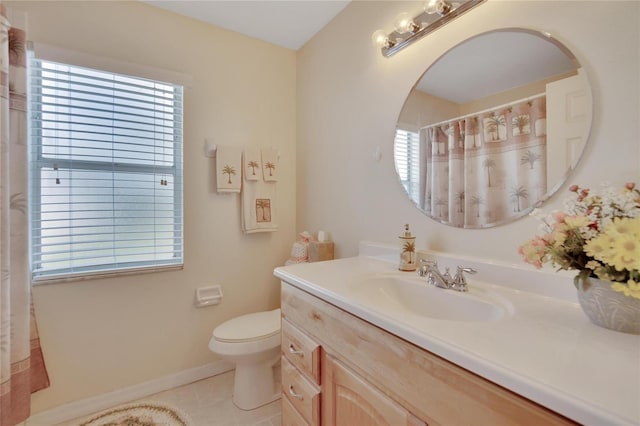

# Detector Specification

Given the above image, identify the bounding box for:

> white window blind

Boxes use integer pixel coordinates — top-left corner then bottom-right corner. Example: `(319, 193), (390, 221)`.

(29, 57), (184, 281)
(394, 128), (420, 201)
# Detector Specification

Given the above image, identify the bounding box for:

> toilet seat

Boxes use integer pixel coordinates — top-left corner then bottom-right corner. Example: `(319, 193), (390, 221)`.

(213, 308), (281, 343)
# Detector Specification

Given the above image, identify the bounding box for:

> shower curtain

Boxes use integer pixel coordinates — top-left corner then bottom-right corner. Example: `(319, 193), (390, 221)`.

(421, 95), (547, 227)
(0, 5), (50, 425)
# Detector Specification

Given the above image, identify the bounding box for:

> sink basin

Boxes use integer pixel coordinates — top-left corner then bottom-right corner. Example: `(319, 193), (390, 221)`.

(346, 273), (511, 322)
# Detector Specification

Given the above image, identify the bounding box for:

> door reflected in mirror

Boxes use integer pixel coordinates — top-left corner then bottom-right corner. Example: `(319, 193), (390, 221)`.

(395, 28), (592, 228)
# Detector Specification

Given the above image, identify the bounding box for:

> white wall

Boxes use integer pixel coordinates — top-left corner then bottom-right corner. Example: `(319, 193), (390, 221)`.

(7, 1), (297, 412)
(398, 90), (459, 130)
(297, 0), (639, 262)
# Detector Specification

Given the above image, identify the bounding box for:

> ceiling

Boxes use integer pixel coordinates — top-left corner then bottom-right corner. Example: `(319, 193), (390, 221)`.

(143, 0), (351, 51)
(142, 3), (577, 105)
(417, 30), (578, 104)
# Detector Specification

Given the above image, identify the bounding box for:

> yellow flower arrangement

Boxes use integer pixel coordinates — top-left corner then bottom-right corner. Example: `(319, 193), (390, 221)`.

(519, 183), (640, 299)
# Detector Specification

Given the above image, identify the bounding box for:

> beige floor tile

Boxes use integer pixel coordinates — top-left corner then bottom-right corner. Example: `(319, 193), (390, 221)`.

(190, 398), (238, 426)
(53, 371), (281, 426)
(269, 413), (281, 426)
(232, 399), (281, 426)
(193, 373), (235, 407)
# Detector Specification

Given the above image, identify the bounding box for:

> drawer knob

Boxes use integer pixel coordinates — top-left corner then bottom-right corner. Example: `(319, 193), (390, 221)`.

(288, 343), (304, 357)
(288, 384), (304, 400)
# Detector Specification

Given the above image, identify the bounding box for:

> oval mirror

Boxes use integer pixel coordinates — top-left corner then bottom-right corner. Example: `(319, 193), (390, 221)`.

(394, 28), (592, 228)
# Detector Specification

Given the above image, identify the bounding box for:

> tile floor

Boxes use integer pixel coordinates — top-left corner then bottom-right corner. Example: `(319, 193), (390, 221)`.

(60, 370), (282, 426)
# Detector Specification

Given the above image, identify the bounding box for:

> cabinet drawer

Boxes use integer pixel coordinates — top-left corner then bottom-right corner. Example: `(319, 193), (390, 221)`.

(282, 318), (320, 384)
(282, 393), (310, 426)
(282, 356), (320, 426)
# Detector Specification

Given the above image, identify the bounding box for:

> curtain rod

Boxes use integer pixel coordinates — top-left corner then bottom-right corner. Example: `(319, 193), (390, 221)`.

(420, 92), (545, 131)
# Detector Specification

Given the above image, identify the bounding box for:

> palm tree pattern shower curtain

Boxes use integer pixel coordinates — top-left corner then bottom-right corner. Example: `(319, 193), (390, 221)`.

(0, 4), (50, 425)
(420, 95), (547, 227)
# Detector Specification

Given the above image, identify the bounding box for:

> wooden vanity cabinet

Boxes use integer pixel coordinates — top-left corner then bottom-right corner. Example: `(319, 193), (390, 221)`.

(281, 282), (577, 426)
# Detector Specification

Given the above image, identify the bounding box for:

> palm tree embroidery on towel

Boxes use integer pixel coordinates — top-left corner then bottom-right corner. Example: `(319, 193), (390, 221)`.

(247, 160), (259, 176)
(222, 165), (236, 184)
(265, 162), (276, 177)
(256, 199), (271, 222)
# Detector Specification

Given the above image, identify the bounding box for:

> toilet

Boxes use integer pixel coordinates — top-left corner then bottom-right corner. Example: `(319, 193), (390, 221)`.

(208, 308), (281, 410)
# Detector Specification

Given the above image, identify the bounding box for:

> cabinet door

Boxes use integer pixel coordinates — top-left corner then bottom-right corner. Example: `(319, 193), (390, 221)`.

(322, 355), (426, 426)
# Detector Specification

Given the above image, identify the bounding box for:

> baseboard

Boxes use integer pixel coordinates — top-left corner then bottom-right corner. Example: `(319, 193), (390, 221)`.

(27, 360), (234, 426)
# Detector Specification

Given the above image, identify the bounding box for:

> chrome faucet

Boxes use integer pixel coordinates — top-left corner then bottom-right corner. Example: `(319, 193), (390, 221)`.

(418, 259), (476, 292)
(418, 259), (451, 289)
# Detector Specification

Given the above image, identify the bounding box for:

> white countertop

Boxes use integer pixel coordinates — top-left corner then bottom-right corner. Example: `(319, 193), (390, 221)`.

(274, 244), (640, 426)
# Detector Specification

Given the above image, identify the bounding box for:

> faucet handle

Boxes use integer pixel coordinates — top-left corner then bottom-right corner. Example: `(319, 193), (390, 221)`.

(442, 267), (452, 282)
(417, 258), (435, 277)
(451, 266), (477, 292)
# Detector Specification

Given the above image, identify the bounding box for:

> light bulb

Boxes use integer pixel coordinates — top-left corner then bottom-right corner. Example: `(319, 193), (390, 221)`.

(393, 12), (413, 34)
(372, 30), (391, 48)
(424, 0), (438, 14)
(424, 0), (452, 15)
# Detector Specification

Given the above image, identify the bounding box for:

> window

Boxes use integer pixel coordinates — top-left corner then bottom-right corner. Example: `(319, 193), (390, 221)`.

(394, 128), (421, 201)
(28, 57), (183, 281)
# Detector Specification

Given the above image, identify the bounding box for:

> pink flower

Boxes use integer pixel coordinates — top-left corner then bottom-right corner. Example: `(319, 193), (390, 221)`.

(552, 211), (567, 223)
(625, 182), (636, 191)
(519, 237), (548, 269)
(568, 184), (579, 192)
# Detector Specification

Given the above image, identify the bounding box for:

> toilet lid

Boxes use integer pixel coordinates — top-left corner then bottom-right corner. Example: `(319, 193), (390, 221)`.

(213, 308), (281, 343)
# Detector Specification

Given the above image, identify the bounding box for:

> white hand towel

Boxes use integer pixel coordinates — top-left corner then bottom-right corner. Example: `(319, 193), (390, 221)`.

(242, 179), (278, 233)
(216, 145), (242, 193)
(261, 148), (279, 182)
(244, 147), (261, 181)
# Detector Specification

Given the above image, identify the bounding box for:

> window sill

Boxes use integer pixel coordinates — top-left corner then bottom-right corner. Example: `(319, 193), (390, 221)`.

(31, 264), (184, 285)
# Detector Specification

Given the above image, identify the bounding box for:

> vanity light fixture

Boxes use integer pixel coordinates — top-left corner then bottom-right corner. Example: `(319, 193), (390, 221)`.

(372, 0), (486, 57)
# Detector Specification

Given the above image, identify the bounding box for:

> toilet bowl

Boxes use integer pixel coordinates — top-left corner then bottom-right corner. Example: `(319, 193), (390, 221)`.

(209, 308), (281, 410)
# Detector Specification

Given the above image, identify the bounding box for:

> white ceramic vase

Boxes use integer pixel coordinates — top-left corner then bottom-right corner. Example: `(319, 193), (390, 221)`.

(576, 276), (640, 335)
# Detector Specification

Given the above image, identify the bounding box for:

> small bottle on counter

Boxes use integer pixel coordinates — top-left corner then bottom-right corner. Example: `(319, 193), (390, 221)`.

(399, 224), (416, 271)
